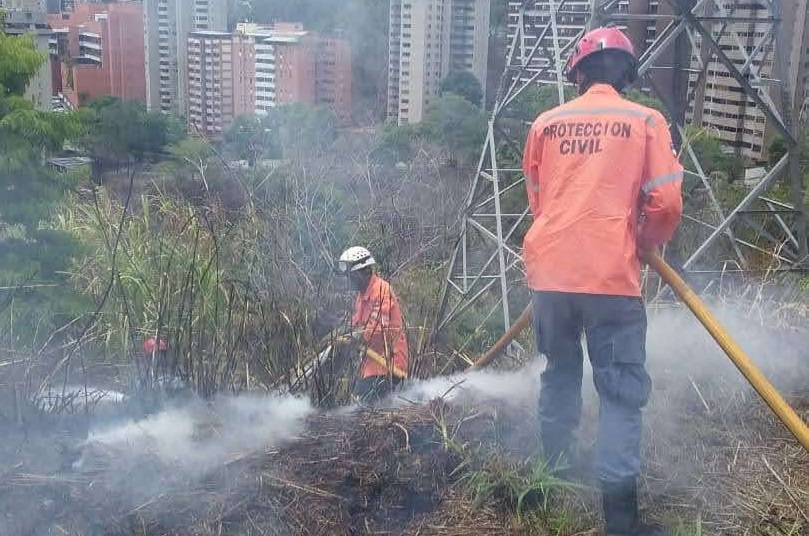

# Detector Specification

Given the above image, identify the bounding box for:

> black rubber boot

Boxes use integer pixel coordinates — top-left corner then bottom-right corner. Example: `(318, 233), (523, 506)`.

(602, 478), (639, 535)
(602, 478), (668, 536)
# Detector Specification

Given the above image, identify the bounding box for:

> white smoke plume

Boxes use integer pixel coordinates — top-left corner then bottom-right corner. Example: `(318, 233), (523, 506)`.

(78, 393), (314, 474)
(394, 359), (544, 407)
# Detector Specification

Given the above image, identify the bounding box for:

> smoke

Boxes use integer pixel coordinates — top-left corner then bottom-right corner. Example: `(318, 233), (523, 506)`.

(394, 359), (544, 407)
(80, 393), (313, 473)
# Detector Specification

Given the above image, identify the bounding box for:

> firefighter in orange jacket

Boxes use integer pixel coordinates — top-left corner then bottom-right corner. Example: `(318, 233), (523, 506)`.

(337, 246), (409, 404)
(522, 28), (683, 535)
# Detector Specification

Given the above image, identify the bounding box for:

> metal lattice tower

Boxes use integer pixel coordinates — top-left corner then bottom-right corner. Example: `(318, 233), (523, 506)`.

(435, 0), (809, 340)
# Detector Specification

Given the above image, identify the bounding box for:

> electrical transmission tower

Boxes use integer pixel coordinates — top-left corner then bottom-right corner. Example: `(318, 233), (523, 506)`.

(435, 0), (809, 342)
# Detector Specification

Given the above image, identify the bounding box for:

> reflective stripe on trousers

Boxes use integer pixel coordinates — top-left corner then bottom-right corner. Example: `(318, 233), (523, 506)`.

(532, 291), (651, 483)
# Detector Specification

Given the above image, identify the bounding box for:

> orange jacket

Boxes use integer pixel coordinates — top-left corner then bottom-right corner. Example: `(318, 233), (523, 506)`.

(352, 273), (409, 378)
(522, 84), (683, 297)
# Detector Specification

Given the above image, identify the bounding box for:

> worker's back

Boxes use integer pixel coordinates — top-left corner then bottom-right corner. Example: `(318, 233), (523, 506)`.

(522, 83), (682, 297)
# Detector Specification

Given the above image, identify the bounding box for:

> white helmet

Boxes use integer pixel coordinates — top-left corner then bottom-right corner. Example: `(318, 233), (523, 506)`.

(337, 246), (376, 273)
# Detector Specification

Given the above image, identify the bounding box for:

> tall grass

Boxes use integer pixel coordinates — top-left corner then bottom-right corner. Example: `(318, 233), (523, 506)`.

(55, 186), (334, 398)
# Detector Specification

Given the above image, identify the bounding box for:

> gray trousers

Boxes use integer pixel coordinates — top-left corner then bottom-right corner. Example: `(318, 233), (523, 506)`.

(532, 291), (651, 483)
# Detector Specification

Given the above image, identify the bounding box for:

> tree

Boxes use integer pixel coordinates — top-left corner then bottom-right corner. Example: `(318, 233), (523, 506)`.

(420, 94), (487, 167)
(0, 30), (88, 341)
(165, 137), (216, 190)
(263, 104), (338, 158)
(0, 31), (44, 96)
(372, 124), (419, 163)
(506, 85), (575, 122)
(225, 113), (276, 166)
(79, 97), (185, 169)
(681, 125), (730, 176)
(624, 89), (668, 118)
(768, 137), (787, 168)
(440, 70), (484, 107)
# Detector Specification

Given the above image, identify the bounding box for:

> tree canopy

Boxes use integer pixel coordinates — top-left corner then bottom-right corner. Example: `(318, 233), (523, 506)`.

(421, 94), (488, 167)
(0, 31), (44, 96)
(225, 113), (277, 166)
(263, 104), (338, 157)
(440, 70), (484, 107)
(505, 85), (575, 122)
(0, 30), (89, 336)
(79, 97), (185, 164)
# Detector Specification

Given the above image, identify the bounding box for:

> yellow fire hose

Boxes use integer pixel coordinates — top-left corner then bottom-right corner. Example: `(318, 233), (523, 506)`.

(647, 252), (809, 451)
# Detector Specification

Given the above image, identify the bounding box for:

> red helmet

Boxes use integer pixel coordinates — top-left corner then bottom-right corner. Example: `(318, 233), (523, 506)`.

(564, 27), (638, 83)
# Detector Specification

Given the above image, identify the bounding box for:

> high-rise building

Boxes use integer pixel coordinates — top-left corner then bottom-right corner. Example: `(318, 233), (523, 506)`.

(0, 0), (46, 11)
(48, 2), (146, 108)
(387, 0), (490, 125)
(2, 10), (53, 110)
(315, 37), (352, 122)
(274, 32), (316, 106)
(686, 0), (780, 160)
(239, 23), (313, 115)
(144, 0), (227, 115)
(236, 23), (352, 121)
(186, 31), (255, 139)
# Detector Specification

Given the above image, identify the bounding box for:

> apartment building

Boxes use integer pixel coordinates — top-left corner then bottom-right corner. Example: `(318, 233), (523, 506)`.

(236, 23), (352, 121)
(2, 10), (53, 110)
(144, 0), (227, 115)
(48, 2), (146, 107)
(186, 31), (255, 139)
(387, 0), (490, 125)
(274, 32), (317, 106)
(238, 24), (312, 115)
(0, 0), (46, 10)
(315, 37), (352, 121)
(685, 0), (788, 160)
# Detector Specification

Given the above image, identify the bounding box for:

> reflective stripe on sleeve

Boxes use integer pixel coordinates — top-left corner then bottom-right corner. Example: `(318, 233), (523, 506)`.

(642, 171), (683, 193)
